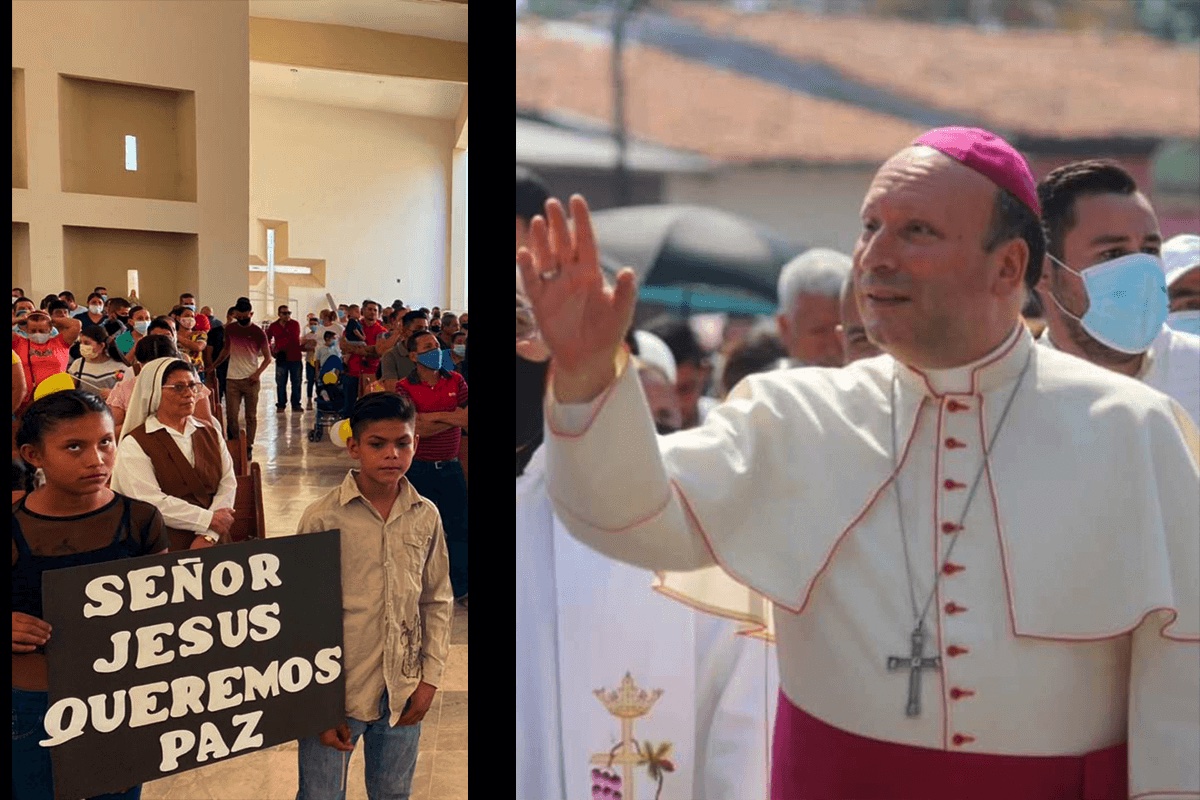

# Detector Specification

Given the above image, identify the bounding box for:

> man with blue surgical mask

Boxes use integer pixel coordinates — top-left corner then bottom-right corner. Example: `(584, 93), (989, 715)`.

(1036, 160), (1200, 426)
(396, 329), (469, 606)
(1163, 233), (1199, 335)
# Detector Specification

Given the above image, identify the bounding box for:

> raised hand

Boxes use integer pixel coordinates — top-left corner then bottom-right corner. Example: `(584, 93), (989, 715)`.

(516, 195), (638, 403)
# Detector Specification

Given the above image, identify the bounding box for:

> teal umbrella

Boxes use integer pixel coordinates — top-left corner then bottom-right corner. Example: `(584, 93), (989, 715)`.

(635, 285), (777, 316)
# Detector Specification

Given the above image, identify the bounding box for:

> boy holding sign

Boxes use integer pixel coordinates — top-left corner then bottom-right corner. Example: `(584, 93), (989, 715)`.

(294, 392), (454, 799)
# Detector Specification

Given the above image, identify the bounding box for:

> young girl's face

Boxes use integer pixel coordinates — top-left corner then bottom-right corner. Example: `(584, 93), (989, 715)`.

(21, 412), (117, 495)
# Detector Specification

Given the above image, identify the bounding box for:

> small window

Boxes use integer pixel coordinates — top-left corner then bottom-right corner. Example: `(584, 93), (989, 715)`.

(124, 135), (137, 171)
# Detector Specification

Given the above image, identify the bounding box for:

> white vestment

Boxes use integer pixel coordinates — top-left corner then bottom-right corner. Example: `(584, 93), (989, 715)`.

(517, 446), (777, 800)
(1039, 324), (1200, 426)
(544, 324), (1200, 799)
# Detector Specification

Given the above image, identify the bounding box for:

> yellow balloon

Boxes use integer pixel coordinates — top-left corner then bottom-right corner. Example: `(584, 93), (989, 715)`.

(322, 372), (338, 385)
(330, 418), (353, 447)
(33, 372), (77, 401)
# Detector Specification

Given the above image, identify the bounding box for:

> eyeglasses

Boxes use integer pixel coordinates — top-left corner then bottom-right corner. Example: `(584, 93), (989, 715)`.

(164, 382), (202, 395)
(279, 311), (291, 316)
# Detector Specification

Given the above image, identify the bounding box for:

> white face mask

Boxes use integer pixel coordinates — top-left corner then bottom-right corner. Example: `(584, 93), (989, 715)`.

(179, 317), (196, 329)
(79, 343), (99, 358)
(1166, 309), (1200, 336)
(88, 304), (104, 314)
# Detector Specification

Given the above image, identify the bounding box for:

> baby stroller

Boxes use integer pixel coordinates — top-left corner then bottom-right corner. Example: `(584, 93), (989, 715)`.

(307, 355), (346, 442)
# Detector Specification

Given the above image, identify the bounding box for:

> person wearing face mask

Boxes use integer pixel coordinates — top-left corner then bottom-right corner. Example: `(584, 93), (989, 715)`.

(1162, 234), (1199, 336)
(108, 334), (219, 436)
(75, 292), (108, 325)
(1036, 160), (1200, 426)
(449, 331), (468, 384)
(12, 297), (36, 328)
(395, 330), (469, 606)
(171, 305), (208, 372)
(103, 297), (132, 338)
(67, 326), (125, 399)
(11, 309), (82, 412)
(212, 298), (271, 459)
(113, 306), (151, 364)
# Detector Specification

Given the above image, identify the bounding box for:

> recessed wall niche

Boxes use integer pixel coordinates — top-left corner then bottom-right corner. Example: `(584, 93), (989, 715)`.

(13, 223), (32, 291)
(13, 70), (28, 189)
(63, 226), (199, 315)
(58, 75), (197, 202)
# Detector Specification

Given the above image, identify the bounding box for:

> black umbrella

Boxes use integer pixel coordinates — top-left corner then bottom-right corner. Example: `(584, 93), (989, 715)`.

(591, 205), (804, 315)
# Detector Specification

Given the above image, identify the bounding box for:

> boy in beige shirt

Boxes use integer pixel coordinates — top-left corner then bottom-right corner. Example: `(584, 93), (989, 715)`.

(294, 392), (453, 799)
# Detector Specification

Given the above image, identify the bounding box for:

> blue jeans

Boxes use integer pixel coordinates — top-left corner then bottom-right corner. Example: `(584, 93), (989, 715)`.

(406, 459), (468, 598)
(277, 360), (303, 408)
(296, 692), (421, 800)
(12, 688), (141, 800)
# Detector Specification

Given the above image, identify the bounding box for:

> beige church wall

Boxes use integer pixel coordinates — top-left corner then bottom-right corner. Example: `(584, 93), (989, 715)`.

(13, 223), (32, 292)
(250, 94), (455, 317)
(12, 0), (249, 316)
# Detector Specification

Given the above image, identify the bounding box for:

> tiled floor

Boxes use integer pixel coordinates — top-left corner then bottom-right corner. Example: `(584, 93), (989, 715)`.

(142, 377), (468, 800)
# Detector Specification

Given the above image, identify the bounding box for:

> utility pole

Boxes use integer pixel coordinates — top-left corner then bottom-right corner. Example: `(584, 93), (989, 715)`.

(611, 0), (640, 207)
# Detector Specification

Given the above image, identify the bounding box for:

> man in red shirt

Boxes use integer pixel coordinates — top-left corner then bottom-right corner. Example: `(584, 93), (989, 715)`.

(395, 330), (469, 605)
(339, 300), (387, 415)
(267, 305), (304, 412)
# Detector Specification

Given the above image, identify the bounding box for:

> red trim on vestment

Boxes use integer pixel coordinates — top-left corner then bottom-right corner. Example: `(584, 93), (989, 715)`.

(933, 399), (950, 748)
(543, 344), (631, 439)
(981, 394), (1200, 644)
(694, 394), (931, 616)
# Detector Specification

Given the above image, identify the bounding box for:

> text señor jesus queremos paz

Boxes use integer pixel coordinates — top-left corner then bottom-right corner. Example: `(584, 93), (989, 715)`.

(38, 535), (345, 795)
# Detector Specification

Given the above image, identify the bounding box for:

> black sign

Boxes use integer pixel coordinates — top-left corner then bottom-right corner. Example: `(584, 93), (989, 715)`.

(40, 531), (344, 800)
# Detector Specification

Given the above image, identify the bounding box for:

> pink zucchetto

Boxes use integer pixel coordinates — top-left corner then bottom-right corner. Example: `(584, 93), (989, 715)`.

(913, 127), (1041, 217)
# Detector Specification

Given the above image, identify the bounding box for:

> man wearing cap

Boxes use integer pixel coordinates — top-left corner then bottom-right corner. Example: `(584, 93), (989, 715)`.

(1163, 233), (1199, 333)
(212, 297), (271, 458)
(1035, 161), (1200, 425)
(519, 128), (1199, 799)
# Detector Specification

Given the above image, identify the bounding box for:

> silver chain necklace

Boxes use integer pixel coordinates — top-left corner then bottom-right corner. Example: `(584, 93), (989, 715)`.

(885, 349), (1033, 717)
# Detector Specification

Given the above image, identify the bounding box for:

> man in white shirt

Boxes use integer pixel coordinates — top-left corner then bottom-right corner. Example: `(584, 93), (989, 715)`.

(1035, 160), (1200, 425)
(518, 128), (1199, 799)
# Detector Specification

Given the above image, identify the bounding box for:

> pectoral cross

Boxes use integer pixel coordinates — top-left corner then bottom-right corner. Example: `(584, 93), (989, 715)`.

(886, 625), (941, 717)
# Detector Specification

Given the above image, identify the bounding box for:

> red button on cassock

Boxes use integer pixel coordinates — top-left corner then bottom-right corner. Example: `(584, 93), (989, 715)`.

(946, 645), (970, 657)
(952, 733), (976, 746)
(943, 479), (967, 490)
(942, 562), (966, 576)
(944, 602), (968, 615)
(949, 687), (976, 700)
(941, 522), (963, 534)
(945, 437), (967, 449)
(946, 399), (971, 412)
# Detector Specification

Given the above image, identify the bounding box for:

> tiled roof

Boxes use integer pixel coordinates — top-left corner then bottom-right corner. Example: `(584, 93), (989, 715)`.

(516, 25), (926, 164)
(672, 4), (1200, 140)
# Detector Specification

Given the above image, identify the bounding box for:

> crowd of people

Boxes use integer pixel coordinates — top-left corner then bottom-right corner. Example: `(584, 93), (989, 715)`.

(516, 127), (1199, 800)
(12, 286), (468, 800)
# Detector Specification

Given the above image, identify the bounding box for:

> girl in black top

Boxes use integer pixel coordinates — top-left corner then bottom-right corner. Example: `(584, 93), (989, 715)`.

(11, 390), (168, 800)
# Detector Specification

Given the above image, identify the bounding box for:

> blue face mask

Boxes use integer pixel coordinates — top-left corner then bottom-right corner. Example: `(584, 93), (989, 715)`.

(133, 320), (150, 335)
(1048, 252), (1168, 354)
(1166, 310), (1200, 337)
(415, 349), (444, 371)
(184, 304), (196, 312)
